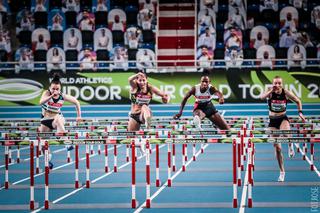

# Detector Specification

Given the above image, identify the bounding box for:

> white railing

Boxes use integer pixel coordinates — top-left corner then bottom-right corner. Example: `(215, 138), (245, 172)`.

(0, 58), (319, 73)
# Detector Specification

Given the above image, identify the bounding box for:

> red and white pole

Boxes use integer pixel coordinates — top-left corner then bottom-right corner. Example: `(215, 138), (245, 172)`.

(248, 140), (253, 208)
(75, 144), (79, 188)
(156, 144), (160, 187)
(36, 140), (40, 174)
(126, 144), (130, 162)
(252, 143), (255, 171)
(240, 134), (244, 170)
(182, 144), (186, 172)
(114, 145), (118, 172)
(302, 143), (307, 160)
(201, 143), (204, 153)
(232, 139), (237, 208)
(310, 143), (314, 171)
(86, 144), (90, 188)
(192, 144), (196, 161)
(172, 143), (176, 172)
(8, 147), (12, 164)
(237, 143), (241, 186)
(131, 140), (137, 208)
(185, 144), (188, 161)
(44, 141), (49, 209)
(98, 145), (101, 155)
(67, 149), (71, 163)
(105, 144), (109, 173)
(30, 141), (35, 210)
(17, 145), (20, 163)
(90, 145), (94, 155)
(167, 144), (172, 187)
(145, 141), (151, 208)
(4, 145), (9, 189)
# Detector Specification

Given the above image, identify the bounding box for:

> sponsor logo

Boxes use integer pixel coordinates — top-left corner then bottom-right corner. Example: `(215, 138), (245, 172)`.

(0, 79), (43, 101)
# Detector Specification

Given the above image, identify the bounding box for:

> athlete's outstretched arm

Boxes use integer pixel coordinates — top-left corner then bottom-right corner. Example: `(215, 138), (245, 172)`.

(64, 94), (82, 121)
(210, 86), (224, 104)
(151, 86), (169, 103)
(284, 90), (306, 122)
(173, 87), (195, 119)
(39, 90), (55, 105)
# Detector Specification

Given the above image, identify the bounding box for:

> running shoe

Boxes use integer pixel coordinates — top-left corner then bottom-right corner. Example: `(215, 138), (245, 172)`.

(49, 161), (54, 170)
(66, 145), (74, 151)
(278, 171), (285, 182)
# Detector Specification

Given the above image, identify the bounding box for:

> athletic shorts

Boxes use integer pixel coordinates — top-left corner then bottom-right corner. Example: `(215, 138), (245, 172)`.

(40, 118), (54, 129)
(268, 115), (289, 129)
(193, 101), (218, 118)
(129, 112), (143, 124)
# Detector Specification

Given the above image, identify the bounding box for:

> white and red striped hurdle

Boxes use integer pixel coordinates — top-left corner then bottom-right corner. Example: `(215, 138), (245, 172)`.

(145, 140), (151, 208)
(1, 121), (319, 211)
(131, 140), (137, 208)
(75, 144), (79, 188)
(44, 141), (49, 209)
(29, 141), (35, 210)
(105, 144), (109, 173)
(114, 145), (118, 172)
(156, 144), (160, 187)
(86, 144), (90, 188)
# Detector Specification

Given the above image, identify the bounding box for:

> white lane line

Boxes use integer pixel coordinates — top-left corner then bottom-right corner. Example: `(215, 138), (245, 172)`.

(31, 144), (166, 213)
(239, 157), (250, 213)
(134, 144), (209, 213)
(0, 147), (65, 169)
(0, 145), (120, 191)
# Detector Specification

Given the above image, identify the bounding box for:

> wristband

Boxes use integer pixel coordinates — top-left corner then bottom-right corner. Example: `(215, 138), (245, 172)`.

(298, 110), (303, 114)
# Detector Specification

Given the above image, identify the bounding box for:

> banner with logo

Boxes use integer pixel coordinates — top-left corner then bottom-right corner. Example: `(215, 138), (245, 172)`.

(0, 70), (319, 106)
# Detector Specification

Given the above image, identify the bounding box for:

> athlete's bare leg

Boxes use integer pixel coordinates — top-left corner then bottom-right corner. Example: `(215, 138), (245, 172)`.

(52, 115), (65, 133)
(193, 109), (206, 129)
(128, 117), (145, 155)
(208, 113), (229, 130)
(140, 105), (152, 129)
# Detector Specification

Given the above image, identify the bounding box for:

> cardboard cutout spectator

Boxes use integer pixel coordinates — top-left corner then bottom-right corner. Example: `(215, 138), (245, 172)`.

(63, 28), (82, 51)
(47, 47), (66, 72)
(250, 26), (269, 49)
(257, 45), (275, 69)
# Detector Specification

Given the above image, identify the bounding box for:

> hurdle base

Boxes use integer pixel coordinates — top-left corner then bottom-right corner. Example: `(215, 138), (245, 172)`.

(75, 181), (79, 188)
(5, 182), (9, 189)
(45, 200), (49, 209)
(114, 167), (117, 173)
(146, 199), (151, 208)
(105, 167), (109, 173)
(30, 201), (34, 210)
(237, 179), (241, 187)
(172, 166), (176, 172)
(248, 198), (253, 208)
(168, 179), (172, 187)
(156, 180), (160, 187)
(311, 165), (314, 171)
(233, 199), (237, 208)
(86, 181), (90, 188)
(131, 199), (137, 208)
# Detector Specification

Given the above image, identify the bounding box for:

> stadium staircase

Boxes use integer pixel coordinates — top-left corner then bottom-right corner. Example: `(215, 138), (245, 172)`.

(157, 0), (196, 69)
